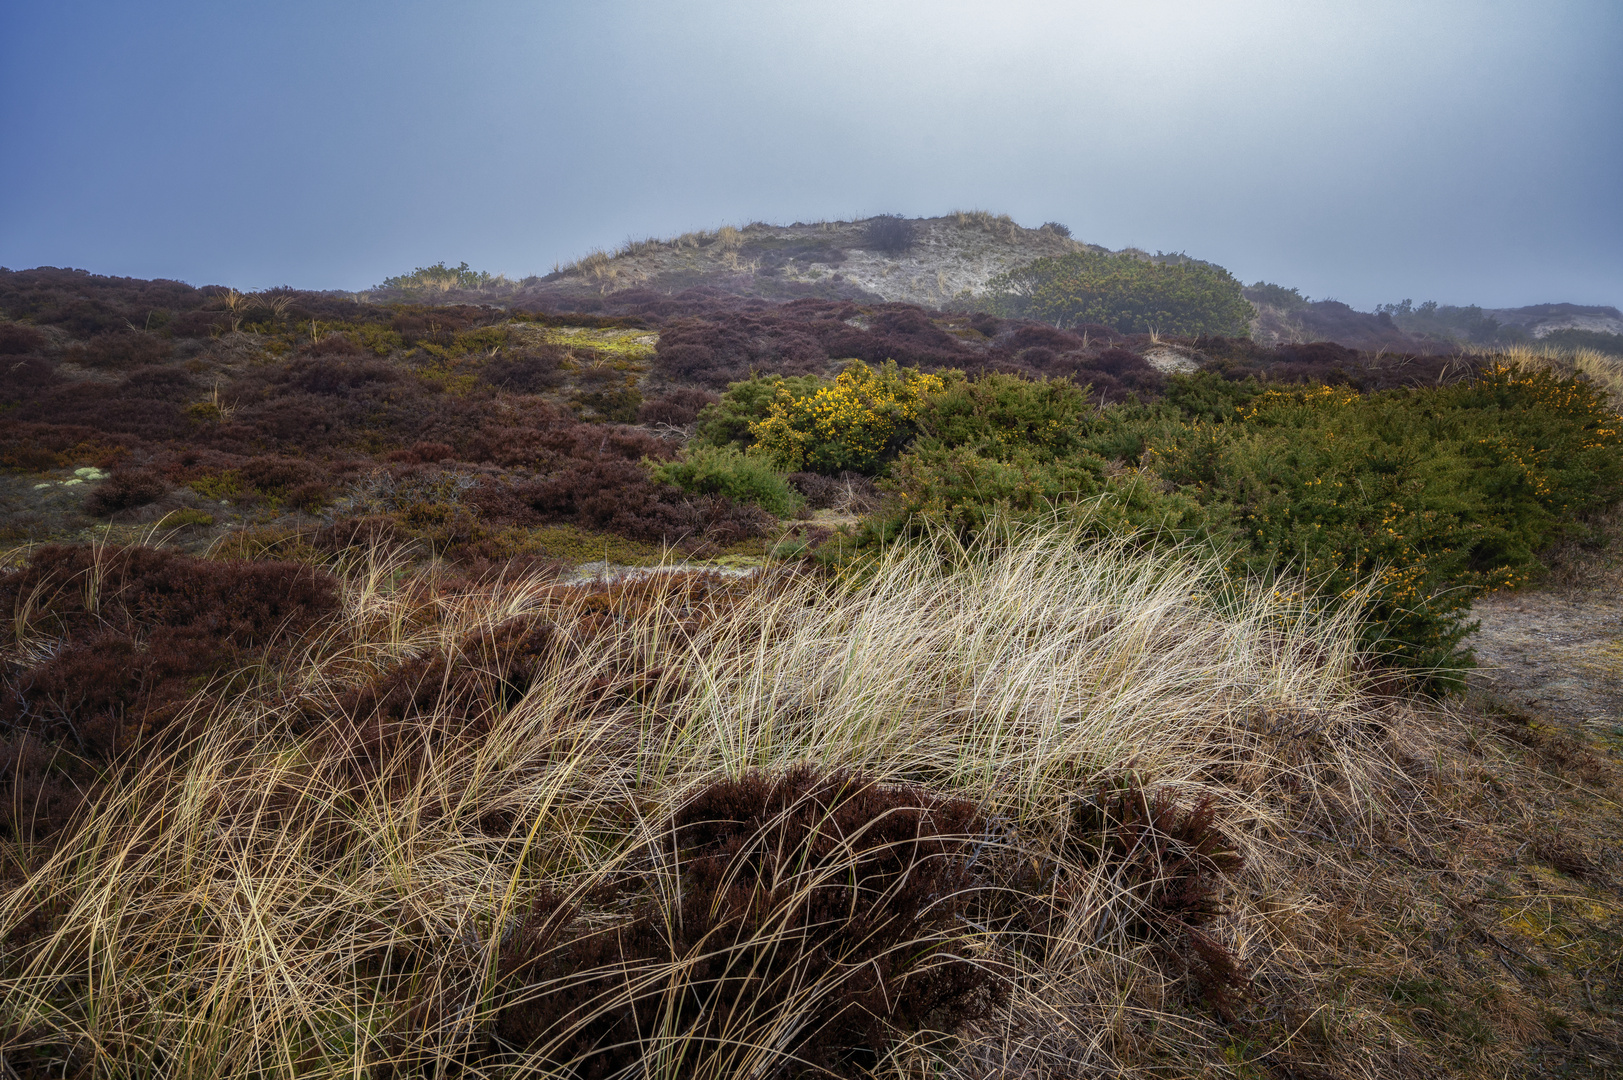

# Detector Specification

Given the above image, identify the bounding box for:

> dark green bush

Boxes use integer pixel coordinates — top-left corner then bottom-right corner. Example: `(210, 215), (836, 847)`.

(1540, 327), (1623, 357)
(909, 372), (1089, 462)
(1140, 366), (1623, 678)
(987, 251), (1254, 336)
(859, 364), (1623, 686)
(1244, 281), (1309, 312)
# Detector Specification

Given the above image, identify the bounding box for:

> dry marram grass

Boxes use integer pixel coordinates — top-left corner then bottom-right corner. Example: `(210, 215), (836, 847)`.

(0, 522), (1606, 1077)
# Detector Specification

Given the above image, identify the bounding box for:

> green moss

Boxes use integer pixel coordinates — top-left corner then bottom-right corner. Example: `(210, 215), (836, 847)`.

(524, 524), (668, 565)
(526, 325), (658, 363)
(189, 471), (245, 500)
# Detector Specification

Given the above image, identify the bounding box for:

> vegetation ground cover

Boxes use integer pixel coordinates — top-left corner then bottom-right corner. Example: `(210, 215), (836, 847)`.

(3, 266), (1623, 1077)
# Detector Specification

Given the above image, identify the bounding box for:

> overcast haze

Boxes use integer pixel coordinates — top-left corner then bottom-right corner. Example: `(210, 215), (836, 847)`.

(2, 1), (1619, 310)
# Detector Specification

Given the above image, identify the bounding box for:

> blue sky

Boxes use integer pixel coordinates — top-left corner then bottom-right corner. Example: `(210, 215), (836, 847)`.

(2, 1), (1619, 309)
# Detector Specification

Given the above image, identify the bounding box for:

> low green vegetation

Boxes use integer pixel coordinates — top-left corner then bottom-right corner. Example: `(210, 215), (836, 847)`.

(885, 366), (1623, 682)
(986, 249), (1255, 336)
(693, 373), (825, 450)
(695, 357), (1623, 685)
(648, 445), (804, 517)
(1541, 326), (1623, 357)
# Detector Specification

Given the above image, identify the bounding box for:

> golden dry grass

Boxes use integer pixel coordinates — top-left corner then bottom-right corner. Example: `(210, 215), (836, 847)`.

(2, 522), (1619, 1077)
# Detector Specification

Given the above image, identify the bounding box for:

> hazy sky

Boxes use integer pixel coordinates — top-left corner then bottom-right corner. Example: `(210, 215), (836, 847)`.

(3, 1), (1619, 309)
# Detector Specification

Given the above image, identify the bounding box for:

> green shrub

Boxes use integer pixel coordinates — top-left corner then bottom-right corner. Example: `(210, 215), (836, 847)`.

(648, 446), (803, 517)
(1143, 366), (1623, 680)
(855, 364), (1623, 686)
(910, 372), (1088, 462)
(1540, 327), (1623, 358)
(871, 447), (1199, 543)
(692, 373), (824, 451)
(380, 261), (494, 293)
(1245, 281), (1309, 312)
(986, 250), (1254, 336)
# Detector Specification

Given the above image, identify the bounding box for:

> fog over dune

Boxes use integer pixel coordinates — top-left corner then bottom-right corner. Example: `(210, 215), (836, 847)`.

(1, 0), (1618, 309)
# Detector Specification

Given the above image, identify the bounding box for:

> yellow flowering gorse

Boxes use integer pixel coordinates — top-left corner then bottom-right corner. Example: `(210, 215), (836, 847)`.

(750, 360), (943, 474)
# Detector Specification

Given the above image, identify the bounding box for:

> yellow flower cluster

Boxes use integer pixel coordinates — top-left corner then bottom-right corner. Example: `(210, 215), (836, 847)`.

(750, 360), (943, 474)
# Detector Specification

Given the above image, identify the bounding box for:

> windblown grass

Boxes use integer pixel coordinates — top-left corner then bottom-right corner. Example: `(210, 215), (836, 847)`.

(1494, 344), (1623, 408)
(0, 522), (1523, 1077)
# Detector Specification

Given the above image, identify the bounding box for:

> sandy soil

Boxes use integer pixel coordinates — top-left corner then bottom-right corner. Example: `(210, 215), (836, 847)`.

(1467, 588), (1623, 742)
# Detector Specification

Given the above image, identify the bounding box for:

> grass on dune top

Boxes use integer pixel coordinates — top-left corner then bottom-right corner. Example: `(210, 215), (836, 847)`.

(2, 519), (1398, 1077)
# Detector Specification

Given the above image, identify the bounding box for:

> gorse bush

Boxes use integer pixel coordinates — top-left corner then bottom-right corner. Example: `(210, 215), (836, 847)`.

(1144, 365), (1623, 676)
(987, 250), (1255, 337)
(868, 363), (1623, 683)
(750, 359), (944, 475)
(693, 372), (825, 450)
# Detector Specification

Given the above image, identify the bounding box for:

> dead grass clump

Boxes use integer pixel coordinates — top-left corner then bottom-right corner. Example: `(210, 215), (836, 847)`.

(786, 470), (882, 513)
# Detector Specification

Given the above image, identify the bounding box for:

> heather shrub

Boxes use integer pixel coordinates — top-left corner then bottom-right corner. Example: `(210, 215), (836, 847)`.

(303, 333), (365, 357)
(988, 250), (1254, 336)
(569, 367), (642, 423)
(1061, 785), (1248, 1015)
(71, 330), (173, 369)
(517, 458), (772, 545)
(637, 386), (718, 427)
(0, 357), (61, 404)
(750, 360), (945, 475)
(84, 467), (167, 515)
(0, 321), (46, 355)
(490, 767), (997, 1077)
(649, 445), (803, 517)
(482, 346), (565, 392)
(0, 546), (339, 787)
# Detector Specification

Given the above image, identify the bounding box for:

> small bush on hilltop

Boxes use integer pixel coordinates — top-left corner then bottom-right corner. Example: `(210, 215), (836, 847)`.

(988, 250), (1255, 337)
(378, 260), (497, 293)
(750, 359), (944, 475)
(863, 213), (916, 254)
